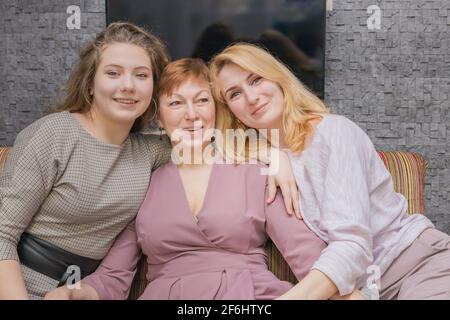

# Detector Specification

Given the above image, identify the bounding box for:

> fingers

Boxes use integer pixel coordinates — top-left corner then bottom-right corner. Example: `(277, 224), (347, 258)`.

(44, 292), (60, 300)
(279, 184), (293, 215)
(43, 287), (70, 300)
(43, 290), (56, 300)
(290, 182), (302, 220)
(266, 176), (277, 204)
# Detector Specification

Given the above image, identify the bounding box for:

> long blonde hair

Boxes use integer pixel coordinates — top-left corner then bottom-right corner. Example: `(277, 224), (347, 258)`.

(51, 22), (169, 132)
(209, 43), (329, 155)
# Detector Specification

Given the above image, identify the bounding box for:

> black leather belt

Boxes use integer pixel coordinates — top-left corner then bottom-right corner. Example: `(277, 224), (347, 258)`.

(17, 233), (101, 287)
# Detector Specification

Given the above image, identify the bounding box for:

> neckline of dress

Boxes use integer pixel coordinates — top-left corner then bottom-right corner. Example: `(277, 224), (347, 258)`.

(65, 111), (130, 150)
(170, 161), (217, 223)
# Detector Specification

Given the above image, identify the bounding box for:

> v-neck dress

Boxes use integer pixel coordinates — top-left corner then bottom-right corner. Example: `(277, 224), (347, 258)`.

(83, 161), (327, 300)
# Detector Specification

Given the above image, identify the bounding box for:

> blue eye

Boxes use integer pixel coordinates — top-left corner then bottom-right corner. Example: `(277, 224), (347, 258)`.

(169, 101), (181, 107)
(251, 76), (262, 85)
(197, 98), (209, 104)
(229, 91), (240, 100)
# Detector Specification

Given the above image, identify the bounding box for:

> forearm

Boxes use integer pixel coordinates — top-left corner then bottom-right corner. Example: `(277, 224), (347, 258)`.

(0, 260), (29, 300)
(277, 269), (338, 300)
(330, 289), (365, 300)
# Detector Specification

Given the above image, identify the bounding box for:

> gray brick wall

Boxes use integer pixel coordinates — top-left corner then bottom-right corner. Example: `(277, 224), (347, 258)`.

(0, 0), (105, 146)
(1, 0), (449, 233)
(325, 0), (449, 233)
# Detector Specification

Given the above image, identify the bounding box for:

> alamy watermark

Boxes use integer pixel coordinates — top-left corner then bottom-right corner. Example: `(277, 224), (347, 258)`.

(367, 5), (382, 30)
(168, 127), (281, 176)
(65, 265), (81, 290)
(66, 5), (81, 30)
(363, 264), (381, 300)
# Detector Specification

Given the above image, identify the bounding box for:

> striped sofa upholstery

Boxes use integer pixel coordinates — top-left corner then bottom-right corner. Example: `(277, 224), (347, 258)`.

(0, 147), (428, 298)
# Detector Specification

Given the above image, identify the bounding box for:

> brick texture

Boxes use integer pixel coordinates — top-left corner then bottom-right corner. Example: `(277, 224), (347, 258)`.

(326, 0), (449, 232)
(0, 0), (105, 146)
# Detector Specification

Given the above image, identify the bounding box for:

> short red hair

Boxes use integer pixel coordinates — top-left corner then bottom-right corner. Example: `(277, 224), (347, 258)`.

(157, 58), (210, 99)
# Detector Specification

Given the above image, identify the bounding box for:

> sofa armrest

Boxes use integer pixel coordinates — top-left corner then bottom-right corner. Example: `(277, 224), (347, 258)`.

(377, 151), (427, 215)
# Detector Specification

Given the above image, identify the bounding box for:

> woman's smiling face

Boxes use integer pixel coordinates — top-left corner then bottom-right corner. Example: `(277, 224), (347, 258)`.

(158, 77), (216, 149)
(216, 62), (284, 130)
(91, 42), (154, 126)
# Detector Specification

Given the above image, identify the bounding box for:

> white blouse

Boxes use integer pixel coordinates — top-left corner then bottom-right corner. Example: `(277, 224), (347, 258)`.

(288, 114), (433, 295)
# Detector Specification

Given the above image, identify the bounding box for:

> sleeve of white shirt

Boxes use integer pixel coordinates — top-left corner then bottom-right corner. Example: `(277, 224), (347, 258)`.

(311, 117), (374, 296)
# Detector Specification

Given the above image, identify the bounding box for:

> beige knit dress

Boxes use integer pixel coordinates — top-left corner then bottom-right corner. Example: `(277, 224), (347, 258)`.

(0, 111), (171, 299)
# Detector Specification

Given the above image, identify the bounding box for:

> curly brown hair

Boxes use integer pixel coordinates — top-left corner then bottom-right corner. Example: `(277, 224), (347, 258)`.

(51, 22), (170, 132)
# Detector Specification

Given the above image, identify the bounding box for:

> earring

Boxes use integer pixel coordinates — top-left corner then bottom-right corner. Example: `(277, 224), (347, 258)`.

(159, 127), (163, 140)
(149, 99), (158, 122)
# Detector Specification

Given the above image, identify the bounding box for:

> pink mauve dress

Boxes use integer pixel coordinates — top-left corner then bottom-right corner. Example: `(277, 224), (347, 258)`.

(83, 161), (326, 299)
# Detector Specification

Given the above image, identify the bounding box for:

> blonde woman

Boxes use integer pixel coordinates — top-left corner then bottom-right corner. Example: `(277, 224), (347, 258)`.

(209, 43), (450, 300)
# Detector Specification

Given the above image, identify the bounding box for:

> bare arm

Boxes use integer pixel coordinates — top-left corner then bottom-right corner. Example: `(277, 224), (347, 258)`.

(277, 269), (365, 300)
(265, 148), (302, 219)
(276, 269), (337, 300)
(264, 189), (364, 300)
(0, 260), (29, 300)
(0, 122), (58, 299)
